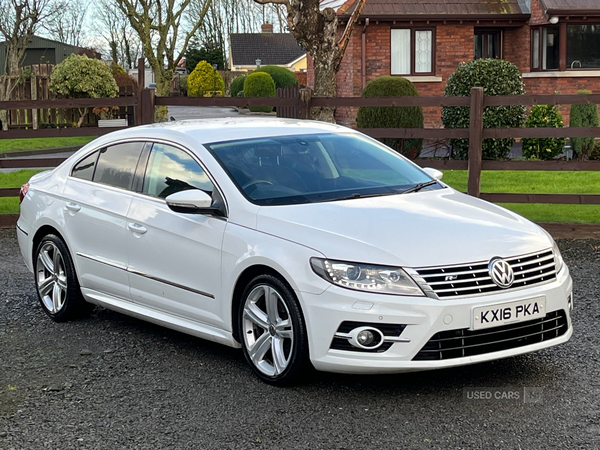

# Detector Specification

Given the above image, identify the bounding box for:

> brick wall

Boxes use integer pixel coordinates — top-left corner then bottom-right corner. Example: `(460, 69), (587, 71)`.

(530, 0), (549, 26)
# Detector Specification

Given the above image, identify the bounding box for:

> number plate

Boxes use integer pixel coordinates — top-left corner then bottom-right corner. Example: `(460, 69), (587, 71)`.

(472, 297), (546, 330)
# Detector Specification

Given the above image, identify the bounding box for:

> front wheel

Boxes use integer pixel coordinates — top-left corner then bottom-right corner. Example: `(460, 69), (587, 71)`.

(239, 275), (309, 385)
(34, 234), (94, 322)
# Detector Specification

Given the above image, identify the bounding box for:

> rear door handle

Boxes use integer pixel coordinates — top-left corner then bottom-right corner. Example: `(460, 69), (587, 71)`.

(65, 202), (81, 212)
(127, 223), (148, 234)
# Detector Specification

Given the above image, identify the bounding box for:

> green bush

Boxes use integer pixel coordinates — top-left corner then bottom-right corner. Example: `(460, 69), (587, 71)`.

(522, 105), (565, 160)
(442, 59), (526, 160)
(356, 76), (424, 158)
(187, 60), (225, 97)
(49, 54), (118, 127)
(590, 140), (600, 160)
(570, 90), (599, 160)
(244, 72), (276, 113)
(178, 74), (188, 96)
(254, 65), (297, 90)
(230, 75), (246, 97)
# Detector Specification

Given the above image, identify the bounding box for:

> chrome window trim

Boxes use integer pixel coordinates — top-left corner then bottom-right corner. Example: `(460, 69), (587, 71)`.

(76, 252), (215, 299)
(67, 137), (229, 218)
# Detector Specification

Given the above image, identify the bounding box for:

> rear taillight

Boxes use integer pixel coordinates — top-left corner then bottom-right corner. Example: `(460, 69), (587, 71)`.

(19, 183), (29, 204)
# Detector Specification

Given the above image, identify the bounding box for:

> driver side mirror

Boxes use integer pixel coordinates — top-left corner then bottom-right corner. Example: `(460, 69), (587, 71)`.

(422, 167), (443, 181)
(166, 190), (225, 216)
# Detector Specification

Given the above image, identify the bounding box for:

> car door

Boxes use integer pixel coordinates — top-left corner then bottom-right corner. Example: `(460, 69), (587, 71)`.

(63, 141), (147, 301)
(126, 141), (228, 328)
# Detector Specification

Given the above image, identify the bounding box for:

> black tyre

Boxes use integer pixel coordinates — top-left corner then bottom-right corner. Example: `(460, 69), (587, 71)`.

(34, 234), (94, 322)
(239, 274), (309, 385)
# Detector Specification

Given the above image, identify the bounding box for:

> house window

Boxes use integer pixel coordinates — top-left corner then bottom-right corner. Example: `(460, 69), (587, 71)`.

(567, 24), (600, 68)
(532, 24), (600, 71)
(391, 28), (434, 75)
(474, 30), (502, 59)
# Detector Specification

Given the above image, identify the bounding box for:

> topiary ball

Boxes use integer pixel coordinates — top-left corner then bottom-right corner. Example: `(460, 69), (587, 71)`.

(230, 75), (246, 97)
(253, 65), (297, 90)
(356, 76), (424, 159)
(442, 59), (526, 160)
(244, 72), (276, 113)
(187, 60), (225, 97)
(522, 105), (565, 160)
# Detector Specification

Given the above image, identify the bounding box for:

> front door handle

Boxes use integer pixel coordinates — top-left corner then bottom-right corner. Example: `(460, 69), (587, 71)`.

(127, 223), (148, 234)
(65, 202), (81, 212)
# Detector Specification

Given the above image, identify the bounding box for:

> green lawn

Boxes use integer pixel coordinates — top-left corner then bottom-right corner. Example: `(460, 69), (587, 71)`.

(0, 136), (96, 153)
(442, 170), (600, 223)
(0, 170), (44, 214)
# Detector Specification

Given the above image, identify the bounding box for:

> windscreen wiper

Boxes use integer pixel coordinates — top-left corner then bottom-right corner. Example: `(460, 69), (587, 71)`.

(400, 180), (438, 195)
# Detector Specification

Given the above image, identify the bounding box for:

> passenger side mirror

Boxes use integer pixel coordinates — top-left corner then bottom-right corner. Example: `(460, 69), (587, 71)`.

(166, 190), (224, 216)
(422, 167), (443, 181)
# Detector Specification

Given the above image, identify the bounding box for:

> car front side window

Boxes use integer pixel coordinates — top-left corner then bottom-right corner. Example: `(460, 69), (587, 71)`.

(143, 143), (214, 199)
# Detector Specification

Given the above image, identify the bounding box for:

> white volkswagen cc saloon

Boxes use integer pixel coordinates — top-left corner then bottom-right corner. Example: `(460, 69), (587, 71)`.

(17, 118), (573, 385)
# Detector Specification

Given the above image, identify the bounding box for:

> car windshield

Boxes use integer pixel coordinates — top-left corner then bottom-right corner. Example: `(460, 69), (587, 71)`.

(205, 133), (440, 206)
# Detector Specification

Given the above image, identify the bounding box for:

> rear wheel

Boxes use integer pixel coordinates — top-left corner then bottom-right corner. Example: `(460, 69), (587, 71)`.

(34, 234), (94, 322)
(240, 274), (309, 385)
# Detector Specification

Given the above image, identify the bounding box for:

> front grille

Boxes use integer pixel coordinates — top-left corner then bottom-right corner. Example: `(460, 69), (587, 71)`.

(412, 310), (568, 361)
(414, 249), (556, 298)
(330, 321), (406, 353)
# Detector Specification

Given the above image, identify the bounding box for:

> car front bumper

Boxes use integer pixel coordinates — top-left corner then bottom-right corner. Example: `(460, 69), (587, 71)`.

(301, 265), (573, 374)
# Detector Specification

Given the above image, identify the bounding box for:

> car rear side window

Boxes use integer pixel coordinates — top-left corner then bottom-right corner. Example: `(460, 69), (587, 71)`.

(71, 151), (98, 181)
(93, 142), (145, 190)
(143, 143), (213, 199)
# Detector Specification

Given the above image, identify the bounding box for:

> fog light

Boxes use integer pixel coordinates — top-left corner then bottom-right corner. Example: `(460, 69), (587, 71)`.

(347, 326), (384, 350)
(357, 330), (375, 346)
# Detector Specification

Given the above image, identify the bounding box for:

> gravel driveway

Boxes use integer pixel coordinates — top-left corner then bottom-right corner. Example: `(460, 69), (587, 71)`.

(1, 228), (599, 449)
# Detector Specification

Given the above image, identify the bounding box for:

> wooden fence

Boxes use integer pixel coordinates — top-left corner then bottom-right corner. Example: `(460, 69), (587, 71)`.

(1, 86), (600, 234)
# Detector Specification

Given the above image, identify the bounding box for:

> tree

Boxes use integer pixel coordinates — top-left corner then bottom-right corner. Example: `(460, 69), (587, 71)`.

(114, 0), (213, 120)
(185, 41), (225, 71)
(253, 0), (367, 122)
(0, 0), (64, 129)
(49, 54), (118, 127)
(95, 0), (142, 69)
(41, 1), (88, 46)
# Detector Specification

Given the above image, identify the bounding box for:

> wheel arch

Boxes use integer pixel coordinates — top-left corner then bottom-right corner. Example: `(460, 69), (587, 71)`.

(32, 225), (69, 265)
(231, 264), (301, 343)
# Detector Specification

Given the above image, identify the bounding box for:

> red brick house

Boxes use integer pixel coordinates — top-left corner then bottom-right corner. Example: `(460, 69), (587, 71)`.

(308, 0), (600, 126)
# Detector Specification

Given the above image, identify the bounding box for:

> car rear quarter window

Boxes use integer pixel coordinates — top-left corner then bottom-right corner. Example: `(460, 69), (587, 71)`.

(93, 142), (145, 190)
(71, 150), (98, 181)
(143, 143), (213, 199)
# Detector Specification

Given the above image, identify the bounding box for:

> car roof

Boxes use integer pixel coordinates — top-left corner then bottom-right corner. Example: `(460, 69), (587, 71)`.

(94, 118), (357, 146)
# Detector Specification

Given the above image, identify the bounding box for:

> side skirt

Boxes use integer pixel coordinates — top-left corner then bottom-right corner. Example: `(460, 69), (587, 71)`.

(81, 288), (241, 349)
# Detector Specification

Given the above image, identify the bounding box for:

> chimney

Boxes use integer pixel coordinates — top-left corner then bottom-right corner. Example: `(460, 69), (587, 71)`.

(261, 21), (274, 33)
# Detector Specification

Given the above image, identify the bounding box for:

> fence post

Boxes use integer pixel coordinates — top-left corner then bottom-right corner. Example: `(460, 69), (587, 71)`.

(31, 75), (38, 129)
(298, 88), (313, 120)
(140, 88), (155, 125)
(135, 58), (145, 126)
(468, 87), (484, 197)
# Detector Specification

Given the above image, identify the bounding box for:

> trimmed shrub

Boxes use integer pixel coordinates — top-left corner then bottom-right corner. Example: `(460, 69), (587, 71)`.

(442, 59), (526, 160)
(254, 65), (297, 90)
(49, 54), (118, 127)
(187, 60), (225, 97)
(522, 105), (565, 160)
(230, 75), (246, 97)
(570, 90), (599, 160)
(244, 72), (276, 113)
(356, 76), (424, 158)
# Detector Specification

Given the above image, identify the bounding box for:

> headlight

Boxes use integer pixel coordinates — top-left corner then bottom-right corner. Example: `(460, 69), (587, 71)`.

(310, 258), (425, 296)
(552, 241), (564, 274)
